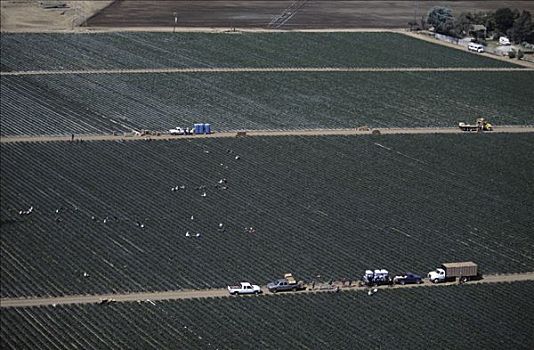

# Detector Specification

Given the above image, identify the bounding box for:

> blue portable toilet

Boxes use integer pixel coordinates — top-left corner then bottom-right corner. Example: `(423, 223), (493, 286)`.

(204, 123), (211, 134)
(194, 123), (204, 134)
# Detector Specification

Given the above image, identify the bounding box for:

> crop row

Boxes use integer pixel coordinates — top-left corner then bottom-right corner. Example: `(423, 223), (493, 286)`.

(0, 32), (517, 72)
(1, 134), (533, 298)
(2, 282), (534, 349)
(2, 71), (533, 136)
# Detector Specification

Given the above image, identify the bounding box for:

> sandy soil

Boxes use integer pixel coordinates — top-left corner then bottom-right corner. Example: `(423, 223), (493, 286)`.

(1, 271), (533, 308)
(1, 0), (113, 32)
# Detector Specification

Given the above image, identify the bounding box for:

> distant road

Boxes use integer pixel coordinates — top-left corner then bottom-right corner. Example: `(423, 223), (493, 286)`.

(1, 272), (533, 308)
(2, 67), (532, 76)
(1, 126), (533, 144)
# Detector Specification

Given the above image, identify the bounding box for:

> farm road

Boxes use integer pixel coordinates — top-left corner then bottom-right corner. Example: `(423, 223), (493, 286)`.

(1, 126), (533, 144)
(1, 67), (532, 76)
(1, 272), (533, 308)
(400, 31), (534, 68)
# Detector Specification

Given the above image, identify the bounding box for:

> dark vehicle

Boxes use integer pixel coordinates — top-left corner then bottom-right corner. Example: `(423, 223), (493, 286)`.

(393, 272), (422, 285)
(267, 273), (304, 293)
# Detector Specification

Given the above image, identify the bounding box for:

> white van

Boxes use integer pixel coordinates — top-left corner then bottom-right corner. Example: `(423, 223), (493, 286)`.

(468, 43), (484, 53)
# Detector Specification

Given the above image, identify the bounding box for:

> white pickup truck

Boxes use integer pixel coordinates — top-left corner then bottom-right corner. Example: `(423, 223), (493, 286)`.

(227, 282), (262, 295)
(169, 127), (185, 135)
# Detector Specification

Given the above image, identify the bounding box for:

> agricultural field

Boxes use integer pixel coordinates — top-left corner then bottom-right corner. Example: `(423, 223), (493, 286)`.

(86, 0), (534, 29)
(0, 32), (519, 72)
(2, 282), (534, 349)
(2, 71), (533, 136)
(1, 134), (533, 298)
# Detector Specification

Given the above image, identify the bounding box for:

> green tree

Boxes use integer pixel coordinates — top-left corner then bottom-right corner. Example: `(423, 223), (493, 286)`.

(453, 12), (473, 37)
(509, 10), (533, 43)
(495, 8), (515, 33)
(427, 7), (455, 35)
(483, 13), (497, 34)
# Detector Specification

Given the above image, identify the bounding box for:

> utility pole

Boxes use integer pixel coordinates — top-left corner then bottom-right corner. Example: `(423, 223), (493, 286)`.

(413, 0), (419, 23)
(414, 0), (419, 28)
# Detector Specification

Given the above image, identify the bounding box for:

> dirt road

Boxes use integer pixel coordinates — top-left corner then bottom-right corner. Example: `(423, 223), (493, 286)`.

(400, 31), (534, 68)
(1, 272), (532, 308)
(2, 67), (531, 77)
(1, 126), (532, 144)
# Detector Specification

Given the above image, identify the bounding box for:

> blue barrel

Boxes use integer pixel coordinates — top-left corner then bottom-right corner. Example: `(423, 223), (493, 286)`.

(204, 123), (211, 134)
(194, 123), (204, 134)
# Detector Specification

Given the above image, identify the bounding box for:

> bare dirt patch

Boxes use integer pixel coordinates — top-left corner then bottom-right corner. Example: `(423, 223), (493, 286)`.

(1, 0), (113, 32)
(87, 1), (534, 29)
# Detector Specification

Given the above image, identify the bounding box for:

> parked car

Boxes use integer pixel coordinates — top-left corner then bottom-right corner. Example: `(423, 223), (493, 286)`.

(468, 42), (484, 53)
(169, 127), (185, 135)
(267, 273), (305, 293)
(393, 272), (422, 285)
(227, 282), (262, 295)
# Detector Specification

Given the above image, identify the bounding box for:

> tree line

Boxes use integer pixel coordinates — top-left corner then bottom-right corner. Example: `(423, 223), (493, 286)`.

(425, 7), (533, 44)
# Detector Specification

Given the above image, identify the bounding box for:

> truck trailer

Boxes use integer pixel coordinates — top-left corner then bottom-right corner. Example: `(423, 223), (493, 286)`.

(428, 262), (479, 283)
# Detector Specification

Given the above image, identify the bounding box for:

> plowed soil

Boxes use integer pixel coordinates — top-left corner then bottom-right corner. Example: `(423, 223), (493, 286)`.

(87, 1), (534, 29)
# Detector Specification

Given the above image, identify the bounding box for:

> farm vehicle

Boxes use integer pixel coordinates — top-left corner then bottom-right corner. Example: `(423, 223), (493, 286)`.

(168, 127), (186, 135)
(360, 269), (392, 286)
(360, 269), (421, 286)
(227, 282), (262, 295)
(229, 262), (479, 296)
(169, 123), (211, 135)
(392, 272), (422, 285)
(458, 118), (493, 132)
(427, 262), (480, 284)
(267, 273), (305, 293)
(360, 262), (479, 287)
